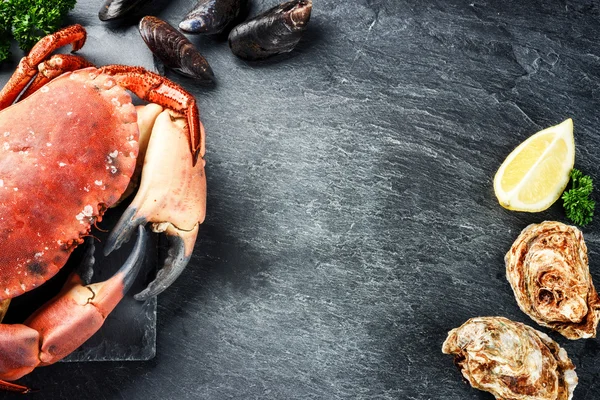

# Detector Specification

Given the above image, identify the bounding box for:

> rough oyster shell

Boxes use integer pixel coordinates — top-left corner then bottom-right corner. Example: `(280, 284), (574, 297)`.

(442, 316), (578, 400)
(506, 221), (600, 339)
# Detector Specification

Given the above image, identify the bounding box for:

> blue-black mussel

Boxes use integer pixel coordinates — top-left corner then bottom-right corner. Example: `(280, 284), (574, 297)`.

(99, 0), (151, 21)
(139, 16), (215, 82)
(228, 0), (312, 61)
(179, 0), (248, 34)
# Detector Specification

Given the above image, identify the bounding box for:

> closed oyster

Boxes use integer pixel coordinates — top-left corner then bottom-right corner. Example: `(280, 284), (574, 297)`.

(506, 221), (600, 339)
(442, 316), (578, 400)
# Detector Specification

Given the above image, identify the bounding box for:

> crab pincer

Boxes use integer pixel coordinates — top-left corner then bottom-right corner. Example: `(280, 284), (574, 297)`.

(0, 227), (147, 391)
(105, 110), (207, 300)
(26, 227), (148, 364)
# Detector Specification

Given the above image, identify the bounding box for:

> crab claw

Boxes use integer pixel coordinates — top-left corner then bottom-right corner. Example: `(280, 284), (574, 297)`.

(105, 110), (206, 300)
(24, 226), (147, 366)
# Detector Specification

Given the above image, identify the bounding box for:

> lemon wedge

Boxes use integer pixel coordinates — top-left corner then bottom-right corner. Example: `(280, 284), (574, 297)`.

(493, 118), (575, 212)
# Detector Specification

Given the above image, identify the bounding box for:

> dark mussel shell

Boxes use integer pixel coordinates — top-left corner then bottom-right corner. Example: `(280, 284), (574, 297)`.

(179, 0), (247, 35)
(139, 16), (215, 82)
(228, 0), (312, 61)
(99, 0), (150, 21)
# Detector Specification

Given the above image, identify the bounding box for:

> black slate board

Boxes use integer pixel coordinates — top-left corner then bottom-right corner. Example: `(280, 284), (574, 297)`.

(2, 0), (600, 399)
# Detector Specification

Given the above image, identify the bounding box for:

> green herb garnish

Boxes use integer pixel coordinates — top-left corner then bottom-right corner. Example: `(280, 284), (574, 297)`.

(562, 168), (595, 226)
(0, 0), (77, 63)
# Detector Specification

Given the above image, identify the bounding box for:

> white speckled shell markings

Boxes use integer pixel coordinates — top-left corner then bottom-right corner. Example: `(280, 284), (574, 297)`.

(0, 67), (139, 299)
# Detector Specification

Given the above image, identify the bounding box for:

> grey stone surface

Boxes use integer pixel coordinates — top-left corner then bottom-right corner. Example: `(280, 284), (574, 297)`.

(3, 0), (600, 398)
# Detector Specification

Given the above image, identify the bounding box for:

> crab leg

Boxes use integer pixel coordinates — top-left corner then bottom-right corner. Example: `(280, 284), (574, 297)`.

(99, 65), (205, 164)
(0, 226), (147, 389)
(105, 110), (206, 300)
(0, 24), (86, 109)
(20, 54), (95, 100)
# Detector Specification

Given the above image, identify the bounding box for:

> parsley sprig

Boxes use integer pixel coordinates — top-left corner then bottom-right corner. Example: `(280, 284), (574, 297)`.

(0, 0), (77, 63)
(562, 168), (595, 226)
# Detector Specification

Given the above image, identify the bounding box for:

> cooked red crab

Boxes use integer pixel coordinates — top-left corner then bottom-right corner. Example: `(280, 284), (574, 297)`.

(0, 25), (206, 392)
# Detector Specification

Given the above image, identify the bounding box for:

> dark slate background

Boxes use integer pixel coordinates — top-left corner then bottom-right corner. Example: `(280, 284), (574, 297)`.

(2, 0), (600, 398)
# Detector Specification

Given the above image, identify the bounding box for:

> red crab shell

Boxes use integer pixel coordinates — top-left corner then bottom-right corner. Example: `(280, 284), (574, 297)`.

(0, 68), (139, 300)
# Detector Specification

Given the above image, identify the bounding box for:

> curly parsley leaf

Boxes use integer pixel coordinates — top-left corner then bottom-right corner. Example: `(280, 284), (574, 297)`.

(562, 168), (595, 226)
(0, 0), (76, 63)
(0, 32), (11, 63)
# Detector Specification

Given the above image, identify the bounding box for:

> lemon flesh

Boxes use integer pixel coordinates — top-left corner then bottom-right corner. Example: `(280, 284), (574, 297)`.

(493, 119), (575, 212)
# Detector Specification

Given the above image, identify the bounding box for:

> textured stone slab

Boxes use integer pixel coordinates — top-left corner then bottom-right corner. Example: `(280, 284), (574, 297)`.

(3, 0), (600, 398)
